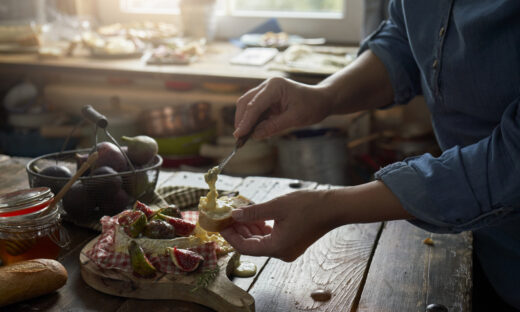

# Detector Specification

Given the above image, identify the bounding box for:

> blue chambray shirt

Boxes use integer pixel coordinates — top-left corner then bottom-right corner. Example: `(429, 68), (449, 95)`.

(359, 0), (520, 307)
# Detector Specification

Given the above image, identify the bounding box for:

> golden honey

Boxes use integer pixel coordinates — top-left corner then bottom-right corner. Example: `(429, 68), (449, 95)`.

(0, 187), (69, 266)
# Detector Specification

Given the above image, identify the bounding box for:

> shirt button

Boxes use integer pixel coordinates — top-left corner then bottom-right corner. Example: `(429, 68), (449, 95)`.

(439, 27), (445, 37)
(432, 59), (438, 69)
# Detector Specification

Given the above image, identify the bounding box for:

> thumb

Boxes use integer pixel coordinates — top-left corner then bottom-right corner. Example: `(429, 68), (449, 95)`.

(232, 202), (280, 222)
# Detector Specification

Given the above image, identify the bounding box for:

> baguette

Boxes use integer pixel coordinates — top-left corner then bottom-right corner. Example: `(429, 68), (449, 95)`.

(198, 195), (250, 232)
(0, 259), (68, 307)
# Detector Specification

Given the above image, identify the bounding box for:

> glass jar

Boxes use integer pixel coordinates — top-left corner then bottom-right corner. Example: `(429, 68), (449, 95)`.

(0, 187), (70, 265)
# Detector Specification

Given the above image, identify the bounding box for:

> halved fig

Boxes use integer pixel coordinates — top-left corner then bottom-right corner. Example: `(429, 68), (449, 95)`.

(156, 213), (196, 236)
(133, 200), (156, 219)
(129, 240), (157, 278)
(118, 210), (147, 238)
(167, 247), (203, 272)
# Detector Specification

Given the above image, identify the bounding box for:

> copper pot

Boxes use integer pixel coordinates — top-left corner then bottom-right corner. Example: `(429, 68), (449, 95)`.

(139, 101), (212, 137)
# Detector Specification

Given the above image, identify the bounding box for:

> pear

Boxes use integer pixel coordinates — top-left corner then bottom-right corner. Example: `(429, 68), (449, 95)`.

(121, 135), (158, 166)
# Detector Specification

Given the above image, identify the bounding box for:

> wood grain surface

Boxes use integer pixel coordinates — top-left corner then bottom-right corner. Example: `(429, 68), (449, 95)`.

(357, 221), (472, 312)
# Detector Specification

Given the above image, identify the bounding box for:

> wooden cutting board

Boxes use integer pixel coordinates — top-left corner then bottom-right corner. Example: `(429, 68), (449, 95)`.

(80, 236), (255, 312)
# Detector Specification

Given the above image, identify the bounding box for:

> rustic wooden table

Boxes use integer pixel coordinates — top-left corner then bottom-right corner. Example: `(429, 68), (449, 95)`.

(0, 155), (472, 312)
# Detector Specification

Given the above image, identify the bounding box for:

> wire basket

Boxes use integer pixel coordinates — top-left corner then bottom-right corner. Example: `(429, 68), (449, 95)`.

(26, 149), (162, 227)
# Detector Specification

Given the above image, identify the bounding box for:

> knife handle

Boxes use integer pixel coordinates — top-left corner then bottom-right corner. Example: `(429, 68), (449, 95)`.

(236, 110), (270, 148)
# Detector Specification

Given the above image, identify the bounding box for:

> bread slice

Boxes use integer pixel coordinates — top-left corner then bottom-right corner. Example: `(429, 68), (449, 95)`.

(198, 195), (250, 232)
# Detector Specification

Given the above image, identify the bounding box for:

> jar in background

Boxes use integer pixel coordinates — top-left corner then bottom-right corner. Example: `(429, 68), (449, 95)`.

(0, 187), (70, 265)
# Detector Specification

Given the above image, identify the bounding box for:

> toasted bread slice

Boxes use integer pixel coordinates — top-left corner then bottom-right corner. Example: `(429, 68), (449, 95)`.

(198, 195), (250, 232)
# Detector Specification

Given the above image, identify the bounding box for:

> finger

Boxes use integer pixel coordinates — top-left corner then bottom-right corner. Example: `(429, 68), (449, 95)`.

(248, 223), (263, 236)
(235, 83), (264, 129)
(232, 201), (281, 223)
(234, 78), (283, 138)
(258, 222), (273, 235)
(235, 223), (253, 238)
(252, 112), (296, 139)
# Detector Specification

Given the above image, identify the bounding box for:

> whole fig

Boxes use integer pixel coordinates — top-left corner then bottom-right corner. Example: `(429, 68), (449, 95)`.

(33, 165), (71, 195)
(144, 219), (176, 239)
(121, 135), (158, 166)
(63, 181), (97, 222)
(86, 166), (123, 199)
(100, 188), (131, 216)
(94, 141), (128, 172)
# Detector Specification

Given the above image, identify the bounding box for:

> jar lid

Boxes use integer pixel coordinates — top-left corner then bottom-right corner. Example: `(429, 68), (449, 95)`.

(0, 187), (53, 218)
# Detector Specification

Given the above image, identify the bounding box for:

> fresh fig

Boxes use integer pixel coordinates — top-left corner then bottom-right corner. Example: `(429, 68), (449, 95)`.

(33, 165), (71, 195)
(156, 213), (195, 236)
(100, 188), (131, 216)
(121, 135), (158, 166)
(129, 240), (157, 278)
(86, 166), (123, 199)
(132, 200), (156, 219)
(63, 181), (97, 222)
(40, 165), (72, 178)
(93, 141), (128, 172)
(144, 219), (176, 239)
(159, 204), (182, 219)
(124, 171), (154, 199)
(118, 210), (147, 238)
(167, 247), (203, 272)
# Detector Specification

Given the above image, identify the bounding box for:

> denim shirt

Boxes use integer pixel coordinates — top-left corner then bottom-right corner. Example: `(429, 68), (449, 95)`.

(360, 0), (520, 307)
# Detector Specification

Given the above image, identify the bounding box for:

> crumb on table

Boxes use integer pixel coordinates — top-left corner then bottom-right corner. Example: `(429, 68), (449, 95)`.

(423, 237), (434, 246)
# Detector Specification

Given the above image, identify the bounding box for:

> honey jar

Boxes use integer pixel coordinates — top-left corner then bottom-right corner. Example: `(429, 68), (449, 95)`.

(0, 187), (70, 265)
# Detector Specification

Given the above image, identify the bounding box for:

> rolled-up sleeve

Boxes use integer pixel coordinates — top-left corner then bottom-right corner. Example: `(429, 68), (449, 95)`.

(359, 0), (422, 105)
(375, 97), (520, 233)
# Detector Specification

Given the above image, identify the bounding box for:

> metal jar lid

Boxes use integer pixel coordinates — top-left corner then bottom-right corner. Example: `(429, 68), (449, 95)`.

(0, 187), (54, 220)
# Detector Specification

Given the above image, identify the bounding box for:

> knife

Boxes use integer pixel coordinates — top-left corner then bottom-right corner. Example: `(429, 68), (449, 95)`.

(217, 110), (269, 173)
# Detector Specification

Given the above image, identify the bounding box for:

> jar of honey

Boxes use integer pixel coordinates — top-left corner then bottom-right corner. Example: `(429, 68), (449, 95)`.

(0, 187), (70, 265)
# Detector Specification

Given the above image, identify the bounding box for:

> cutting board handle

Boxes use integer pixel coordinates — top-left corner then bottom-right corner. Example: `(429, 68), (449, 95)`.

(203, 272), (255, 312)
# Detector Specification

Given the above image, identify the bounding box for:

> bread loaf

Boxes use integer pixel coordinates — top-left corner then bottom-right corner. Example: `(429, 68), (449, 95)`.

(0, 259), (68, 307)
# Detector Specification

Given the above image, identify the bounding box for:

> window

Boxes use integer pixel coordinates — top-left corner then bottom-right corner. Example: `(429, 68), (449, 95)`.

(232, 0), (342, 15)
(98, 0), (362, 44)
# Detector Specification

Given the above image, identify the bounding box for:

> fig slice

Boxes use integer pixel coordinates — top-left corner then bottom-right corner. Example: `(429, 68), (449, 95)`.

(156, 213), (196, 236)
(129, 240), (157, 278)
(159, 204), (182, 219)
(167, 247), (204, 272)
(118, 210), (147, 238)
(133, 200), (156, 219)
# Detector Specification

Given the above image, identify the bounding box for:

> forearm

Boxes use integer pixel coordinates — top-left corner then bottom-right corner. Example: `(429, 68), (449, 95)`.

(317, 49), (395, 115)
(321, 181), (413, 230)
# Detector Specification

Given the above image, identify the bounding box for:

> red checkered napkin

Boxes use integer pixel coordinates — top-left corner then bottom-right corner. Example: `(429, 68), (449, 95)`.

(85, 211), (218, 274)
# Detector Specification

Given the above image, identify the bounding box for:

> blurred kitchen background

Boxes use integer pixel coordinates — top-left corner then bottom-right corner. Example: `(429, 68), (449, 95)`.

(0, 0), (439, 186)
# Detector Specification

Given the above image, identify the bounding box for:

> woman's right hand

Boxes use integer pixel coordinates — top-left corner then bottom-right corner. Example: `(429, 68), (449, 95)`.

(233, 77), (332, 140)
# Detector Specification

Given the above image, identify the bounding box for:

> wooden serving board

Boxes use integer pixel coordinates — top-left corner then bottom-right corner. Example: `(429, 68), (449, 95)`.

(80, 236), (255, 312)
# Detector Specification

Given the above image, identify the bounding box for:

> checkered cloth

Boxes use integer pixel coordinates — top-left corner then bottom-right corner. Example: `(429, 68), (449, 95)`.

(67, 186), (217, 232)
(84, 210), (219, 273)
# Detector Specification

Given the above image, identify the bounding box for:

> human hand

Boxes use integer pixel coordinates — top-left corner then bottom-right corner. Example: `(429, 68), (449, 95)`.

(233, 77), (331, 140)
(220, 190), (334, 262)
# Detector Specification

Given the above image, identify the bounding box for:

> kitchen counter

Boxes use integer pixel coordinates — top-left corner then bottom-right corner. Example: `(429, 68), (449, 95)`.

(0, 41), (330, 84)
(0, 155), (472, 312)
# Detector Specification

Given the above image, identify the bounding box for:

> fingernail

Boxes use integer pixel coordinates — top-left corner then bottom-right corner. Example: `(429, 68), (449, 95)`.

(233, 128), (240, 138)
(232, 209), (243, 220)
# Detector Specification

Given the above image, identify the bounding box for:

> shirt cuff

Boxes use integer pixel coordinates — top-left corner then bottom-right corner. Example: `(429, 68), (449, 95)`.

(374, 162), (516, 233)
